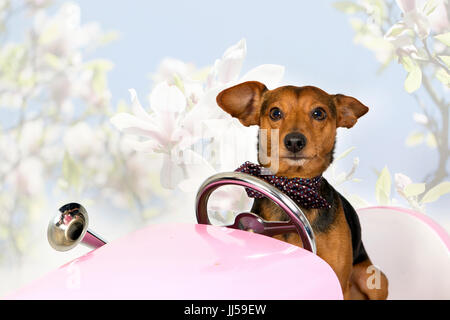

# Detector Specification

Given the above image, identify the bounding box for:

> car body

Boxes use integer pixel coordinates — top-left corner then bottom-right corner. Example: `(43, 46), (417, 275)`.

(5, 205), (450, 300)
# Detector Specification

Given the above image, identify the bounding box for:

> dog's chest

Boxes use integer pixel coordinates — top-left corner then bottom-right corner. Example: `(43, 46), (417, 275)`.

(252, 198), (317, 223)
(251, 198), (337, 234)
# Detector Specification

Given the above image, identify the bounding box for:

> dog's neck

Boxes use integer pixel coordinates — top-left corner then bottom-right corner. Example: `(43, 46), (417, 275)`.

(235, 161), (331, 210)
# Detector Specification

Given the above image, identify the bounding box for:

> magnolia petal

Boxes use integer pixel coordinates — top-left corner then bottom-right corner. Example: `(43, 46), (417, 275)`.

(110, 112), (157, 133)
(129, 88), (152, 122)
(110, 113), (166, 145)
(152, 57), (196, 84)
(428, 2), (449, 33)
(404, 9), (431, 39)
(160, 154), (186, 189)
(181, 87), (226, 135)
(240, 64), (285, 89)
(174, 126), (203, 151)
(394, 172), (413, 197)
(126, 139), (161, 153)
(395, 0), (416, 13)
(176, 159), (216, 192)
(215, 39), (247, 84)
(150, 81), (186, 113)
(413, 112), (428, 125)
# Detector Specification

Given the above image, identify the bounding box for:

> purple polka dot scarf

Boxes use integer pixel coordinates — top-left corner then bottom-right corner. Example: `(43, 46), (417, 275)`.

(235, 161), (331, 209)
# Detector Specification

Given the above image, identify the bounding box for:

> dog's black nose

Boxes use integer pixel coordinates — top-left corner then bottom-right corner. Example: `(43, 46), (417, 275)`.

(284, 132), (307, 153)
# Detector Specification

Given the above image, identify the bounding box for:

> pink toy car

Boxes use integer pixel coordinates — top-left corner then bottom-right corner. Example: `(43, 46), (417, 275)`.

(5, 172), (450, 300)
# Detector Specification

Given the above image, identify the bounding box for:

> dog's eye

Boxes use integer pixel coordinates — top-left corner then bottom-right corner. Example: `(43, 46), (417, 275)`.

(311, 107), (327, 121)
(269, 107), (283, 121)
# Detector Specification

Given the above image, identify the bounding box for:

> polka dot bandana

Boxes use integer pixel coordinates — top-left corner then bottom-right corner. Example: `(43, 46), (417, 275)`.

(235, 161), (331, 209)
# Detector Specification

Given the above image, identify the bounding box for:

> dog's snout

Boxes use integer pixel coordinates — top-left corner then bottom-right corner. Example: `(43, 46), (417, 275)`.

(284, 132), (307, 153)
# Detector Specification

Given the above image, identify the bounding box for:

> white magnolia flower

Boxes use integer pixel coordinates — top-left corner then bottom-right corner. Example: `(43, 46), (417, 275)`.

(394, 172), (413, 197)
(208, 39), (247, 87)
(0, 133), (20, 173)
(427, 1), (449, 33)
(18, 119), (44, 156)
(403, 9), (431, 39)
(63, 122), (104, 158)
(384, 26), (418, 56)
(394, 0), (449, 39)
(33, 3), (102, 58)
(152, 57), (197, 84)
(151, 57), (205, 106)
(27, 2), (112, 111)
(50, 72), (73, 106)
(111, 83), (194, 188)
(6, 157), (44, 197)
(111, 83), (188, 152)
(396, 0), (416, 13)
(413, 112), (428, 124)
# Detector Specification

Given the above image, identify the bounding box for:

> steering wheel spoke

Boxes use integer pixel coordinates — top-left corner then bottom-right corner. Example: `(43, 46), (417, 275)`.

(226, 212), (297, 237)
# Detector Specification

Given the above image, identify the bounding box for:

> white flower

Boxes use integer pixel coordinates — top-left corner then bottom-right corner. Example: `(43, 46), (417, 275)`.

(111, 83), (188, 152)
(152, 57), (197, 84)
(206, 39), (284, 91)
(111, 83), (193, 189)
(403, 9), (431, 39)
(0, 133), (19, 172)
(34, 3), (102, 57)
(210, 39), (247, 86)
(413, 112), (428, 124)
(151, 57), (205, 105)
(19, 119), (44, 156)
(6, 157), (44, 197)
(394, 172), (413, 197)
(384, 25), (417, 54)
(63, 122), (104, 158)
(111, 39), (285, 191)
(394, 0), (450, 40)
(396, 0), (417, 13)
(50, 72), (73, 106)
(427, 0), (449, 33)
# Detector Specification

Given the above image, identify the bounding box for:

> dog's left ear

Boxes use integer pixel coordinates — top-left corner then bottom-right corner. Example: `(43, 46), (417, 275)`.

(332, 94), (369, 128)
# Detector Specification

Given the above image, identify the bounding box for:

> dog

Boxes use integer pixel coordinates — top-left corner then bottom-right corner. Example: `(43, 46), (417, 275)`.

(216, 81), (388, 300)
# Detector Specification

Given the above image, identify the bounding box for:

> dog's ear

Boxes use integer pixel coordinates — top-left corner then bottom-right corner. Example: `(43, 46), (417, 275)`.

(332, 94), (369, 128)
(216, 81), (267, 126)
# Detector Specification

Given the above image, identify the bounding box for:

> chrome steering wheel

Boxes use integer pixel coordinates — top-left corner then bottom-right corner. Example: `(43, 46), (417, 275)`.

(195, 172), (317, 254)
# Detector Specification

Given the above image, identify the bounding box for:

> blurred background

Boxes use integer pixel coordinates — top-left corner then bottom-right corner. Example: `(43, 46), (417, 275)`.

(0, 0), (449, 296)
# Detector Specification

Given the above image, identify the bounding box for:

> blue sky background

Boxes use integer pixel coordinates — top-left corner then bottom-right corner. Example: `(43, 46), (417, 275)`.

(10, 0), (449, 226)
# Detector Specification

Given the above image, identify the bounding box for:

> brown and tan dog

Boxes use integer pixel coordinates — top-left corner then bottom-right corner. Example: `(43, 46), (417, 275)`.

(216, 81), (388, 300)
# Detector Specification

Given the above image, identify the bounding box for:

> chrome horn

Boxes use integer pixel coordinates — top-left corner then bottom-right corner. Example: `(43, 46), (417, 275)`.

(47, 202), (107, 251)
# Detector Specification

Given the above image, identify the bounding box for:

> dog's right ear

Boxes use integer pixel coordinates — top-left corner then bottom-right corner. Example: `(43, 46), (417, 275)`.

(216, 81), (267, 127)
